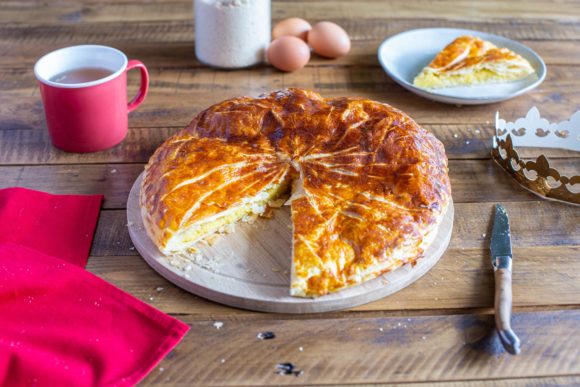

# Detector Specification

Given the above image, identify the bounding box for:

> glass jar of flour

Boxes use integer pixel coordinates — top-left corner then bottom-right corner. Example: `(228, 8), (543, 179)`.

(194, 0), (271, 68)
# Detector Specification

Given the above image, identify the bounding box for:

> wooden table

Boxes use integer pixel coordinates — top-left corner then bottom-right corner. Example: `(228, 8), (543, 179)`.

(1, 0), (579, 385)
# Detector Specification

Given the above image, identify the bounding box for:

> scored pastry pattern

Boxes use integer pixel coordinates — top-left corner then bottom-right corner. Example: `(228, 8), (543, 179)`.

(141, 88), (451, 296)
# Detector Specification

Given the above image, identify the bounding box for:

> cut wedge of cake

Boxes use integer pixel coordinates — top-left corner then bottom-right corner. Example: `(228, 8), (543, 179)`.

(413, 35), (535, 89)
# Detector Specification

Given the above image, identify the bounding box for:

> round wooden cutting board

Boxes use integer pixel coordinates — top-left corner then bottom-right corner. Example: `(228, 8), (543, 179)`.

(127, 173), (454, 313)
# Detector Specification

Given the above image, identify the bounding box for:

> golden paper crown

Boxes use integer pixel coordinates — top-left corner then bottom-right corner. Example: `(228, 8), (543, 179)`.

(491, 107), (580, 206)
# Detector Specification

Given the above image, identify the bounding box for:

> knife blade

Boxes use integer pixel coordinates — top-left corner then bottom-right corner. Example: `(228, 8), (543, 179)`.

(490, 204), (521, 355)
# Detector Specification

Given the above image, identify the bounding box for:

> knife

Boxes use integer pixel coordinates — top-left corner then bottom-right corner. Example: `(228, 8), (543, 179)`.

(490, 204), (521, 355)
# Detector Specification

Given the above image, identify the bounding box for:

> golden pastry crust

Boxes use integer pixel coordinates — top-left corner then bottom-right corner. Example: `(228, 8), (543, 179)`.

(141, 88), (451, 297)
(414, 35), (535, 89)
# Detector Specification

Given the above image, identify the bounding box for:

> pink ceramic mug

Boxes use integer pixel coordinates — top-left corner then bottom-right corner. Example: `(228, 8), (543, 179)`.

(34, 45), (149, 153)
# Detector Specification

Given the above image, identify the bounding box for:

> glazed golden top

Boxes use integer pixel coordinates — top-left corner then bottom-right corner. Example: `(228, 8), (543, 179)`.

(141, 88), (451, 296)
(425, 35), (532, 73)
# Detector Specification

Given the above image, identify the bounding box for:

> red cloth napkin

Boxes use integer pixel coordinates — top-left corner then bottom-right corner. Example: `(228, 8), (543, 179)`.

(0, 187), (102, 266)
(0, 188), (189, 386)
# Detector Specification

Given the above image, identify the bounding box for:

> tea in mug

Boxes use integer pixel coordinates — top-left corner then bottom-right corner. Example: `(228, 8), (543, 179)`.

(50, 67), (113, 84)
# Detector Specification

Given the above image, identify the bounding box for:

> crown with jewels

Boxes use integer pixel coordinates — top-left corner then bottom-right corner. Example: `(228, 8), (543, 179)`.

(491, 106), (579, 206)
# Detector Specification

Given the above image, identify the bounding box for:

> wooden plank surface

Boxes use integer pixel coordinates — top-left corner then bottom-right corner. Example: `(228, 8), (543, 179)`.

(3, 1), (580, 24)
(6, 39), (580, 71)
(86, 245), (580, 316)
(2, 65), (580, 129)
(383, 377), (580, 387)
(138, 310), (580, 385)
(1, 0), (579, 384)
(267, 377), (580, 386)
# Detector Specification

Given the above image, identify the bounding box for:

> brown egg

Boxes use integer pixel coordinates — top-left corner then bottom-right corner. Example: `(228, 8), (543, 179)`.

(308, 21), (351, 59)
(272, 18), (312, 41)
(267, 36), (311, 72)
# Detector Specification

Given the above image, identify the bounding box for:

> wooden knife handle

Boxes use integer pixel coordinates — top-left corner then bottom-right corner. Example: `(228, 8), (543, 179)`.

(494, 268), (521, 354)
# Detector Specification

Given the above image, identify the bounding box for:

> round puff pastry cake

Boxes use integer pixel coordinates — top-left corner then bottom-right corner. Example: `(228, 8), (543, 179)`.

(140, 88), (451, 297)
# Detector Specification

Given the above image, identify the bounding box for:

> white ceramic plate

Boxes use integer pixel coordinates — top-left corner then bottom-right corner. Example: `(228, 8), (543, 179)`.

(378, 28), (547, 105)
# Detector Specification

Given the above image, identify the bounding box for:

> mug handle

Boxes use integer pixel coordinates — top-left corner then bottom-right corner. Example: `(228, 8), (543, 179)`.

(126, 59), (149, 113)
